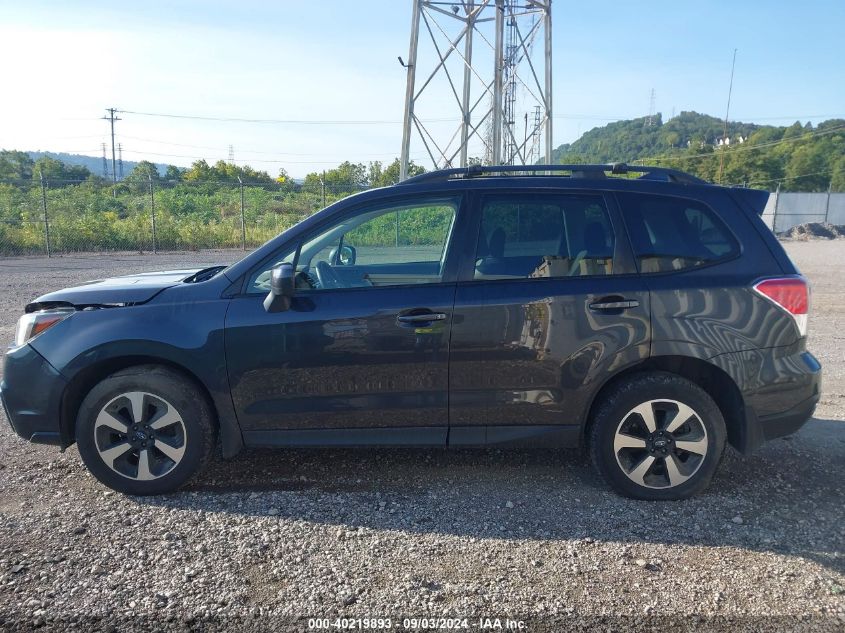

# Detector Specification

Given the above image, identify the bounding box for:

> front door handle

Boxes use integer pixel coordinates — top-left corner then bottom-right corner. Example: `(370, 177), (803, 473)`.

(589, 299), (640, 311)
(397, 312), (447, 324)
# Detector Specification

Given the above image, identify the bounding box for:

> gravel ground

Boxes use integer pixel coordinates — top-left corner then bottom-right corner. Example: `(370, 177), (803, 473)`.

(0, 244), (843, 632)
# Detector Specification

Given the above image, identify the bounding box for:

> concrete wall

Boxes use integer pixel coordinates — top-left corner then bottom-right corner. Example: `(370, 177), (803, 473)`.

(759, 192), (845, 232)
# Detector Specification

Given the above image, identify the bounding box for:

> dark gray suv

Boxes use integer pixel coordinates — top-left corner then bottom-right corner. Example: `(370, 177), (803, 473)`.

(1, 164), (821, 500)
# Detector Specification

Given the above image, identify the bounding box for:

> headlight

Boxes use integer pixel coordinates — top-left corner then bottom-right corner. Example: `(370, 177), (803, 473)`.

(14, 308), (75, 347)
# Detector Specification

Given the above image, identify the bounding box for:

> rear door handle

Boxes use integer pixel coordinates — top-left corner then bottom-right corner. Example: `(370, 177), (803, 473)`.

(589, 299), (639, 311)
(397, 312), (447, 324)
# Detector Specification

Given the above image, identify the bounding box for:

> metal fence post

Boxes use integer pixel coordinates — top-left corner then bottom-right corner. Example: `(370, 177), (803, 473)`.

(825, 182), (832, 224)
(238, 176), (246, 250)
(321, 172), (326, 207)
(772, 183), (780, 233)
(149, 175), (157, 254)
(39, 169), (51, 257)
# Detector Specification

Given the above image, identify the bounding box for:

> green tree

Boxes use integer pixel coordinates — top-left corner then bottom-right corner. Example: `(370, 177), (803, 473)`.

(183, 159), (273, 185)
(165, 165), (184, 181)
(369, 158), (425, 187)
(784, 141), (831, 192)
(123, 161), (161, 193)
(32, 156), (91, 186)
(0, 150), (34, 181)
(830, 155), (845, 192)
(183, 159), (214, 182)
(303, 161), (368, 196)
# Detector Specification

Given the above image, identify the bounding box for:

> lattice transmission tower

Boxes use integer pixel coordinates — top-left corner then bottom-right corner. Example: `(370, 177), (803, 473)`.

(399, 0), (553, 180)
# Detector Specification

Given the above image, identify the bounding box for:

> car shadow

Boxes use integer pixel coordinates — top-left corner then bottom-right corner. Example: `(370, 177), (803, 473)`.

(134, 418), (845, 575)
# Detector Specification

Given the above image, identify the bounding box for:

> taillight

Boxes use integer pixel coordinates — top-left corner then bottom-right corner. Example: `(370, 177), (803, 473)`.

(753, 276), (810, 337)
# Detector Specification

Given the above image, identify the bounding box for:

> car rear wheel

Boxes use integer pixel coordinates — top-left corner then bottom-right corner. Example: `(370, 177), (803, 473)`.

(75, 365), (216, 495)
(589, 372), (726, 500)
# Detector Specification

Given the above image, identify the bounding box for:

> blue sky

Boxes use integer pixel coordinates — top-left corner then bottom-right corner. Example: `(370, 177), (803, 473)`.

(1, 0), (843, 177)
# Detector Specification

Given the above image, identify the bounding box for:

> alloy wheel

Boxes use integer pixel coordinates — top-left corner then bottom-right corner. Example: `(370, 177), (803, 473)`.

(613, 399), (709, 489)
(93, 391), (187, 481)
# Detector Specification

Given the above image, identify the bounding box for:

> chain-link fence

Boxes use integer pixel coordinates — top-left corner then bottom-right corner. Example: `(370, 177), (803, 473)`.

(0, 177), (369, 257)
(4, 176), (845, 256)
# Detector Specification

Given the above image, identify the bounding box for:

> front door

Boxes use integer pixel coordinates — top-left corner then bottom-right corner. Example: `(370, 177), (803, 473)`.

(225, 195), (463, 446)
(448, 190), (651, 441)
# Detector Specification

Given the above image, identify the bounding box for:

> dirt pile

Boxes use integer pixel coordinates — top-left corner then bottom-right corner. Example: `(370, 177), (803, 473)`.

(778, 222), (845, 240)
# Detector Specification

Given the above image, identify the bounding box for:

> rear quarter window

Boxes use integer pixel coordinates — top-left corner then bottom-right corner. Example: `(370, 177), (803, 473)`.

(617, 193), (739, 273)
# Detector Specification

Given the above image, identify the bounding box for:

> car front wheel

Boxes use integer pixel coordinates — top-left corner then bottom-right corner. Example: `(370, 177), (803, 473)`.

(75, 365), (216, 495)
(589, 372), (726, 500)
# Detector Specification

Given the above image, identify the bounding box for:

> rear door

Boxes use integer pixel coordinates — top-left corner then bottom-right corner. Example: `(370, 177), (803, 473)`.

(616, 190), (793, 359)
(448, 189), (651, 442)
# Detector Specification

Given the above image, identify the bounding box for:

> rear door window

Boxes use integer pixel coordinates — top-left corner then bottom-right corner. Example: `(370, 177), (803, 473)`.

(473, 193), (616, 279)
(618, 193), (739, 273)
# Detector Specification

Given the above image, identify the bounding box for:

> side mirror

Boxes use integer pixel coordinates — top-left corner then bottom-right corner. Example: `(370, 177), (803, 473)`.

(338, 245), (356, 266)
(263, 263), (295, 313)
(330, 245), (357, 266)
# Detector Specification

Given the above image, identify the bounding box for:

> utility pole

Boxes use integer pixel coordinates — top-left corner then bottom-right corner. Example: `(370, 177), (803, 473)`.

(646, 88), (656, 126)
(101, 142), (108, 178)
(399, 0), (553, 178)
(103, 108), (121, 188)
(39, 169), (51, 257)
(118, 143), (124, 180)
(238, 176), (246, 250)
(149, 174), (157, 254)
(718, 48), (738, 184)
(825, 182), (832, 224)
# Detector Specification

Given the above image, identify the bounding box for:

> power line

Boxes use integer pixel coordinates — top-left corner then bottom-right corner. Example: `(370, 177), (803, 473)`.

(117, 108), (668, 126)
(732, 113), (844, 121)
(118, 109), (459, 125)
(117, 134), (428, 158)
(642, 123), (845, 164)
(735, 169), (834, 188)
(118, 148), (428, 166)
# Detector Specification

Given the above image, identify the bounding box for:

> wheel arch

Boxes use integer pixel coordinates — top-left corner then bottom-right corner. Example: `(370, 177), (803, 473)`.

(583, 355), (747, 452)
(59, 356), (242, 458)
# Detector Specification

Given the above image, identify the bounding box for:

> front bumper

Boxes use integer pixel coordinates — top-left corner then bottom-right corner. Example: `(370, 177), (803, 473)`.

(1, 344), (67, 446)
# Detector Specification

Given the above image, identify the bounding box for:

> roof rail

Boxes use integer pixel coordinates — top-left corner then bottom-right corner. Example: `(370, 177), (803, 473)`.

(399, 163), (707, 186)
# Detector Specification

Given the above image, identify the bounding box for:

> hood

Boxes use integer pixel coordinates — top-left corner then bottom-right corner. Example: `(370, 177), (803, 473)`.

(27, 269), (206, 310)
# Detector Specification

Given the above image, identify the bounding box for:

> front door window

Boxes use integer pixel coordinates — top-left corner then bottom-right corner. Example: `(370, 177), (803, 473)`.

(250, 198), (458, 293)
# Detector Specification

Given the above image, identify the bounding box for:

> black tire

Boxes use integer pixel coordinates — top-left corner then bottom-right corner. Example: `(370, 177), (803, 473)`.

(588, 371), (726, 501)
(75, 365), (216, 495)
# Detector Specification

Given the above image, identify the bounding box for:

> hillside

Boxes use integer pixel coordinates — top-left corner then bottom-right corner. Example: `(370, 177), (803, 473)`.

(552, 112), (760, 163)
(552, 111), (845, 191)
(25, 151), (167, 178)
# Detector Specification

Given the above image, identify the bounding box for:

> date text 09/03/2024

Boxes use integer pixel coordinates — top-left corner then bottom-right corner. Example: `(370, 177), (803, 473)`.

(307, 617), (527, 630)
